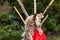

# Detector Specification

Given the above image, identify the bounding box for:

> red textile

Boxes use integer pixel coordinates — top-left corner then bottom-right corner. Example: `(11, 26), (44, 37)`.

(32, 30), (47, 40)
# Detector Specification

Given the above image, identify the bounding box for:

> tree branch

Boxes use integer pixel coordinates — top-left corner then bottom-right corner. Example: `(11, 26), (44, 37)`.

(17, 0), (29, 17)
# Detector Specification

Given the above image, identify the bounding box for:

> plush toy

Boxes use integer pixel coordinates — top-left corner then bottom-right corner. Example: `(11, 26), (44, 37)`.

(22, 13), (47, 40)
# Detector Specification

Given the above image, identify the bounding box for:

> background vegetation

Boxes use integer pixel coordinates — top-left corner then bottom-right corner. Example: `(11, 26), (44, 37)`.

(0, 0), (60, 40)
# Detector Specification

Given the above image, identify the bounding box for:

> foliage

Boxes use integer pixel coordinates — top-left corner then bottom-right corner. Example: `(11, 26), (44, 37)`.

(0, 0), (60, 40)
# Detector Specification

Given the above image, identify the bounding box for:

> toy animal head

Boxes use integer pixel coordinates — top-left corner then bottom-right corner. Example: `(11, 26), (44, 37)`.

(35, 13), (44, 27)
(25, 13), (44, 31)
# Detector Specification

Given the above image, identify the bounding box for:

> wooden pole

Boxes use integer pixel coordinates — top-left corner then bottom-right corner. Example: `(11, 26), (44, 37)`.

(17, 0), (29, 17)
(14, 6), (26, 24)
(34, 0), (37, 14)
(41, 15), (48, 25)
(43, 0), (54, 15)
(41, 0), (54, 25)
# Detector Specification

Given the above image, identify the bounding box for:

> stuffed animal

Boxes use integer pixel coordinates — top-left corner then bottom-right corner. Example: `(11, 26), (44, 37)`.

(22, 13), (47, 40)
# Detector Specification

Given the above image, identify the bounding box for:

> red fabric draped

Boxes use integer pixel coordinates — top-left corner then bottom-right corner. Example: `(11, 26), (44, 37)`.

(32, 29), (47, 40)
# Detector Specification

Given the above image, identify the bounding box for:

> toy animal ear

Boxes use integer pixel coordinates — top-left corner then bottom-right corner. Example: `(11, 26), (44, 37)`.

(37, 13), (44, 19)
(40, 13), (44, 18)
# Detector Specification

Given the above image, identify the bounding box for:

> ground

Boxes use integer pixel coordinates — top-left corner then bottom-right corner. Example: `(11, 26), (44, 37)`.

(47, 35), (60, 40)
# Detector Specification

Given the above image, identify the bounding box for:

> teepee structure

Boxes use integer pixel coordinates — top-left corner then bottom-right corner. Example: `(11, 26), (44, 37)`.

(14, 0), (54, 40)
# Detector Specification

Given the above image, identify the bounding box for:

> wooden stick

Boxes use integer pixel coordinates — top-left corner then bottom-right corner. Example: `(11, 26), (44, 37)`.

(17, 0), (29, 17)
(41, 15), (48, 25)
(14, 6), (26, 24)
(43, 0), (54, 15)
(34, 0), (37, 14)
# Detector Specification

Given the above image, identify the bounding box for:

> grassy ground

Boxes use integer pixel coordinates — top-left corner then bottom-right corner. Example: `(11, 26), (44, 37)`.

(47, 35), (60, 40)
